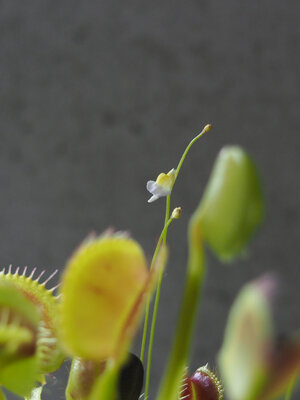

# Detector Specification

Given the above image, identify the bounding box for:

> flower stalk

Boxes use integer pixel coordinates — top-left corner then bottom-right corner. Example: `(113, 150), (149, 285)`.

(143, 125), (211, 398)
(156, 216), (205, 400)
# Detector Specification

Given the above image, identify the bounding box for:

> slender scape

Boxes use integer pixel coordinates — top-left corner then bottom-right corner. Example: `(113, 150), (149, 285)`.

(156, 216), (205, 400)
(143, 124), (212, 399)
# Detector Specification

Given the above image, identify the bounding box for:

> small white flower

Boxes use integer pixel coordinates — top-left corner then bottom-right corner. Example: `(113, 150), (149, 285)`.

(146, 168), (176, 203)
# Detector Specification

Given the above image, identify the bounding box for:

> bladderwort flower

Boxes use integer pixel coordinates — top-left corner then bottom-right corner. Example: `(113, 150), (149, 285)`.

(146, 168), (176, 203)
(146, 124), (212, 205)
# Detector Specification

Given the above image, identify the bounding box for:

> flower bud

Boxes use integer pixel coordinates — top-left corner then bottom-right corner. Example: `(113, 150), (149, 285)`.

(203, 124), (213, 133)
(171, 207), (182, 220)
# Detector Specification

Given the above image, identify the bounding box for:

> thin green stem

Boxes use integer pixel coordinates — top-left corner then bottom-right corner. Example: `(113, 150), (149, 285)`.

(143, 196), (171, 399)
(174, 124), (211, 182)
(140, 196), (172, 363)
(285, 374), (297, 400)
(140, 297), (150, 363)
(156, 218), (205, 400)
(144, 264), (164, 399)
(164, 195), (171, 238)
(143, 124), (210, 398)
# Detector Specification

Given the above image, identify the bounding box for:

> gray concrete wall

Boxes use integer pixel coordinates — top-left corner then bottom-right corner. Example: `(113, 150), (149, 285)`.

(0, 1), (299, 398)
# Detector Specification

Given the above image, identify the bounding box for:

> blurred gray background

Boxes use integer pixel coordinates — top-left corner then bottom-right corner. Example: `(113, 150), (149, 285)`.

(0, 1), (299, 399)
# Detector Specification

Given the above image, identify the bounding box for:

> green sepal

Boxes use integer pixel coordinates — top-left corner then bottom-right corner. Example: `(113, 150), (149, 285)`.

(194, 146), (264, 261)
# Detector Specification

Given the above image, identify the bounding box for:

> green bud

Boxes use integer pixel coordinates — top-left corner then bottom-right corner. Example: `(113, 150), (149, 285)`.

(193, 146), (264, 261)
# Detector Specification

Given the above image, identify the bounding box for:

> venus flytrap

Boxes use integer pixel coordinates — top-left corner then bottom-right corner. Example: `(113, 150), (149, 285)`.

(59, 232), (167, 400)
(218, 275), (275, 400)
(0, 125), (295, 400)
(0, 283), (40, 398)
(179, 365), (224, 400)
(0, 267), (65, 399)
(59, 233), (167, 362)
(218, 275), (300, 400)
(0, 266), (65, 375)
(194, 146), (264, 261)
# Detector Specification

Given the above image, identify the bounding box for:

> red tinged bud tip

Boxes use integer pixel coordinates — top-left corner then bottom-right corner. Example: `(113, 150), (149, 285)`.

(180, 365), (223, 400)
